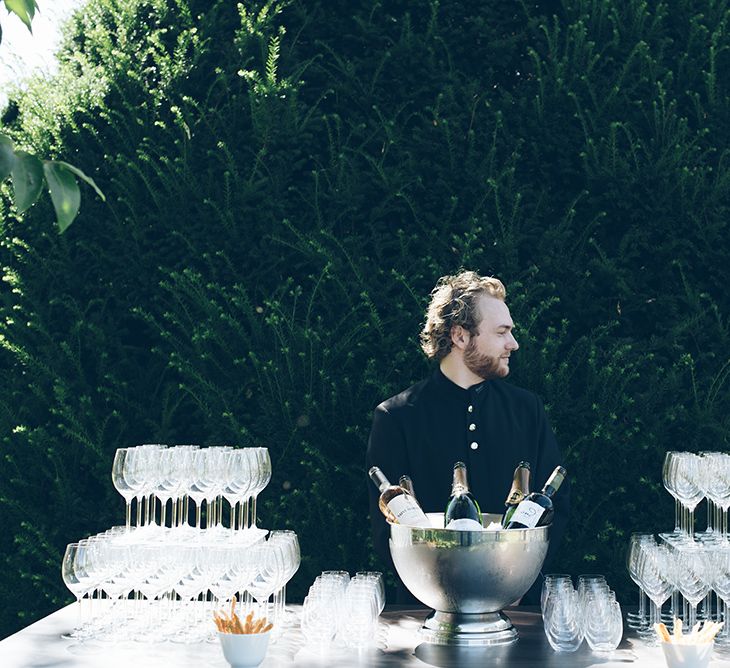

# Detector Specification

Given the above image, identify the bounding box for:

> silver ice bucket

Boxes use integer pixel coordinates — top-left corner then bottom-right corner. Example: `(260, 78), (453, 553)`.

(389, 512), (549, 646)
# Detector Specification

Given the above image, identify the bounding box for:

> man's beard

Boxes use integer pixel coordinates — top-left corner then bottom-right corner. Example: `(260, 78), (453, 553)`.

(463, 339), (509, 380)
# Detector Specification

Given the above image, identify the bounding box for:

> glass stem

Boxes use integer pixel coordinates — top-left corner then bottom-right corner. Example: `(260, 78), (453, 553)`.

(638, 588), (647, 627)
(674, 499), (681, 533)
(688, 603), (698, 631)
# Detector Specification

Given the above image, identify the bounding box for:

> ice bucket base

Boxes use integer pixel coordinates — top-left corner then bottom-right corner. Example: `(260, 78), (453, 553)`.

(419, 610), (518, 646)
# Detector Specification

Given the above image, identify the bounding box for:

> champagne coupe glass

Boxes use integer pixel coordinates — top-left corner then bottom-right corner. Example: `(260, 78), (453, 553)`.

(61, 543), (94, 639)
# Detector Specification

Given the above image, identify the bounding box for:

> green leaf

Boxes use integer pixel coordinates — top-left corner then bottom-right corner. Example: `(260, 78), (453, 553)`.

(11, 151), (44, 213)
(3, 0), (38, 31)
(0, 133), (15, 180)
(43, 161), (81, 232)
(57, 161), (106, 201)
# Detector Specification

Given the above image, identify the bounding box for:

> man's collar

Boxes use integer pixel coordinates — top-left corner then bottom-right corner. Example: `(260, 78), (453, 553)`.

(433, 367), (490, 398)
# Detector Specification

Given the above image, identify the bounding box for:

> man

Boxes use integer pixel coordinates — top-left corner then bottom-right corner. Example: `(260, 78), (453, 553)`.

(366, 270), (569, 604)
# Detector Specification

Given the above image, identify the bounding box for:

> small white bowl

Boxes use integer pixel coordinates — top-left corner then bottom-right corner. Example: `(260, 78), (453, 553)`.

(218, 630), (271, 668)
(661, 640), (714, 668)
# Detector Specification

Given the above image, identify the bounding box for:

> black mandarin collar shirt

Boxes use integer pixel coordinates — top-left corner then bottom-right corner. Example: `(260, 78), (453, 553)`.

(365, 368), (570, 600)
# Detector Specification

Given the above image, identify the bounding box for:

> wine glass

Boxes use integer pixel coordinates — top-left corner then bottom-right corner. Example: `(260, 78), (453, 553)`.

(248, 540), (286, 623)
(112, 449), (142, 529)
(626, 533), (654, 632)
(203, 447), (233, 529)
(224, 449), (255, 531)
(96, 541), (133, 638)
(663, 452), (684, 538)
(636, 543), (675, 645)
(709, 546), (730, 647)
(707, 454), (730, 540)
(268, 531), (300, 628)
(672, 546), (710, 631)
(697, 452), (724, 537)
(61, 543), (94, 639)
(188, 448), (214, 528)
(248, 448), (271, 529)
(665, 452), (704, 540)
(135, 445), (165, 527)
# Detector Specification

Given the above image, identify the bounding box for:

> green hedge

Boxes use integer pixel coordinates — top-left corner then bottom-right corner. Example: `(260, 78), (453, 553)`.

(1, 0), (729, 638)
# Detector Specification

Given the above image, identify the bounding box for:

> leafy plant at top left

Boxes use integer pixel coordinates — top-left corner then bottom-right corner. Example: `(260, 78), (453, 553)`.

(0, 0), (105, 231)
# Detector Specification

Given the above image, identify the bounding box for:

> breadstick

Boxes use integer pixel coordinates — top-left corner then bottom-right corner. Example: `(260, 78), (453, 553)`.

(655, 623), (671, 643)
(233, 611), (245, 634)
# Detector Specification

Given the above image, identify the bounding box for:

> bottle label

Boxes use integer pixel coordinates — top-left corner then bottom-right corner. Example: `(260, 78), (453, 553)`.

(509, 499), (543, 528)
(388, 495), (431, 528)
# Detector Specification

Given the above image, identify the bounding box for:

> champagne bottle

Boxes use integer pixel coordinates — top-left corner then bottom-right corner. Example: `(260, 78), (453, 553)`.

(504, 466), (567, 529)
(444, 461), (483, 530)
(501, 461), (531, 526)
(399, 474), (417, 501)
(368, 466), (431, 528)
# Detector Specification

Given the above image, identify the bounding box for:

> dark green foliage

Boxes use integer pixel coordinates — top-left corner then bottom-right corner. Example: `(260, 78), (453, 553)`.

(1, 0), (730, 638)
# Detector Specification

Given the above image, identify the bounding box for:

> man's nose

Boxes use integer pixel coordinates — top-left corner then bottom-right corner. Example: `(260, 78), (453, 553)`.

(507, 333), (519, 350)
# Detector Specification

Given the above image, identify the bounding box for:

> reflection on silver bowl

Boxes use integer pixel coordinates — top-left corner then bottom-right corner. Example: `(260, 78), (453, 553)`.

(389, 512), (549, 646)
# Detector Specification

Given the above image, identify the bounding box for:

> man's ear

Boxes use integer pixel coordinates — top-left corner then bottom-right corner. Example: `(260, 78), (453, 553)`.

(450, 325), (470, 350)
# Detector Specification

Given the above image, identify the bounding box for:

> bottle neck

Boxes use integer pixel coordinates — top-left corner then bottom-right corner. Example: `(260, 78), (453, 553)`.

(506, 464), (531, 504)
(541, 470), (565, 497)
(451, 463), (469, 495)
(400, 475), (415, 497)
(369, 466), (391, 493)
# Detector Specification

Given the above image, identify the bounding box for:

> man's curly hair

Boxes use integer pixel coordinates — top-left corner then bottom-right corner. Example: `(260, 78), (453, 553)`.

(420, 271), (506, 361)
